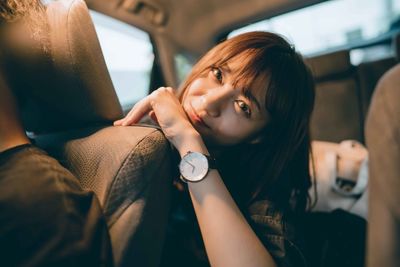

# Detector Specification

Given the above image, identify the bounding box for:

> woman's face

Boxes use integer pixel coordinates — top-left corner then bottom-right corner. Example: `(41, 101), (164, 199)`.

(181, 58), (271, 146)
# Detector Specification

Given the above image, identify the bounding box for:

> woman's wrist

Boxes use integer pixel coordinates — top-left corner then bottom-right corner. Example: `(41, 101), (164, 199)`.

(174, 129), (209, 157)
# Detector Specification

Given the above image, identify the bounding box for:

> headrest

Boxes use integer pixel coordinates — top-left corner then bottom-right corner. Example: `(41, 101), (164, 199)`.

(0, 0), (123, 133)
(306, 50), (353, 81)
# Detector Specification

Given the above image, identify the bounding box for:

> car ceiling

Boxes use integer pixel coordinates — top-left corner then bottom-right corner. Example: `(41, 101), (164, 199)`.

(85, 0), (326, 86)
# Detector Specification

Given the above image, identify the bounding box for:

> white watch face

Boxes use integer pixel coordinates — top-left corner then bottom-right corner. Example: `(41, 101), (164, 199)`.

(179, 152), (209, 182)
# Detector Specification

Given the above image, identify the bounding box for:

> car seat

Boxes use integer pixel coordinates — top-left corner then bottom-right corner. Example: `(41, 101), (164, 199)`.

(306, 50), (363, 143)
(365, 63), (400, 267)
(0, 0), (173, 266)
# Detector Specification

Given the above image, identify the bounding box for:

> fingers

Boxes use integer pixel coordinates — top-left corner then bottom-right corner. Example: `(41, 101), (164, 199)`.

(113, 119), (122, 126)
(113, 98), (151, 126)
(164, 87), (174, 94)
(113, 87), (176, 126)
(148, 87), (181, 118)
(148, 110), (159, 124)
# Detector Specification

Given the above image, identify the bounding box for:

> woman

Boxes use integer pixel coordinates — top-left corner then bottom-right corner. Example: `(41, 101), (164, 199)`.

(115, 31), (315, 267)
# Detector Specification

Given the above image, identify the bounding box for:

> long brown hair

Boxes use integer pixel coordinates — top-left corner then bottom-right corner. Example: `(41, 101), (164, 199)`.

(178, 31), (315, 214)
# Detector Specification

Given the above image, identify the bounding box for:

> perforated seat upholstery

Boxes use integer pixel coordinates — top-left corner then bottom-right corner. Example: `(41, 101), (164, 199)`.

(63, 126), (173, 267)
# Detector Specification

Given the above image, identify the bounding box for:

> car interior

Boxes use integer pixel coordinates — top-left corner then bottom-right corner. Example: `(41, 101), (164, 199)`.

(1, 0), (399, 266)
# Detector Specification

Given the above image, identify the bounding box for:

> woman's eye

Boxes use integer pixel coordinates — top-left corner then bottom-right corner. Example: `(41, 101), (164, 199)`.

(235, 100), (252, 118)
(211, 67), (223, 83)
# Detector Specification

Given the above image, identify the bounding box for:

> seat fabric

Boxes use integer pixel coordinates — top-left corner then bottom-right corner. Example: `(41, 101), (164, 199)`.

(63, 126), (174, 267)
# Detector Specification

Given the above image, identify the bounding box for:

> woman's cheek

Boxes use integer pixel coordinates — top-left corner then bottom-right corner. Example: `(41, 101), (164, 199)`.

(214, 122), (237, 143)
(187, 78), (210, 96)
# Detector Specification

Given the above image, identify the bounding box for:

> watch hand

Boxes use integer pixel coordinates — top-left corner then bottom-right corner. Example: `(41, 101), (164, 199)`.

(184, 159), (195, 173)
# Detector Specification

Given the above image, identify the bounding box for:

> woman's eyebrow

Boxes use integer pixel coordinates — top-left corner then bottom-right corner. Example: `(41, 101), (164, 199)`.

(220, 64), (232, 74)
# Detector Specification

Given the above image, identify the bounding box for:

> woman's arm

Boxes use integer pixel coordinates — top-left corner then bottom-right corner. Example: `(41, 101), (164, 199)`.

(114, 87), (277, 267)
(176, 132), (277, 267)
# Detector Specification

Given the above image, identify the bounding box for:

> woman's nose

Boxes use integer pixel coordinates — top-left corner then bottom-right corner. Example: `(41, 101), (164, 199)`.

(204, 86), (233, 117)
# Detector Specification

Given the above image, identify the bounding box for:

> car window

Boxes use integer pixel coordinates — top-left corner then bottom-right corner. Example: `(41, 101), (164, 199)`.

(90, 10), (154, 109)
(229, 0), (400, 63)
(174, 53), (194, 84)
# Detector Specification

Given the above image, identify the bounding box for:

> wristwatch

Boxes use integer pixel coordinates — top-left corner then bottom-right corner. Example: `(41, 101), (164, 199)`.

(179, 151), (217, 183)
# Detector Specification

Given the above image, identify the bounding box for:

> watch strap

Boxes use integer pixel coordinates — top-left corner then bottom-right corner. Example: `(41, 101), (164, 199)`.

(205, 154), (217, 169)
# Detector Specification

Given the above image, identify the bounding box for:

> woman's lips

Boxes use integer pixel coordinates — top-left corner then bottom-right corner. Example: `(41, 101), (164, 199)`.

(188, 105), (210, 129)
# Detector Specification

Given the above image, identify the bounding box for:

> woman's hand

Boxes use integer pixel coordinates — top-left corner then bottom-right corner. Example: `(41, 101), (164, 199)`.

(114, 87), (205, 154)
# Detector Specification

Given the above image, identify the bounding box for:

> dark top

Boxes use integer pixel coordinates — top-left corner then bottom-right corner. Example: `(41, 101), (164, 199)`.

(139, 118), (308, 267)
(161, 180), (308, 267)
(247, 199), (308, 267)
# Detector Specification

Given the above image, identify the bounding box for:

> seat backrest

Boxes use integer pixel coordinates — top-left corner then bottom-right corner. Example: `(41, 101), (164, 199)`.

(0, 0), (122, 134)
(357, 57), (396, 122)
(365, 63), (400, 267)
(356, 34), (398, 125)
(306, 50), (363, 143)
(63, 125), (173, 267)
